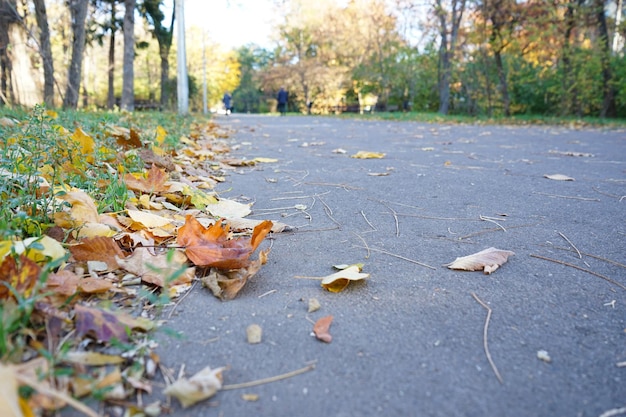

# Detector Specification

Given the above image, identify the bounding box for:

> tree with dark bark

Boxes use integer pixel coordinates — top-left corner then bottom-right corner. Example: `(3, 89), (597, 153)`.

(0, 0), (20, 106)
(33, 0), (55, 107)
(121, 0), (135, 111)
(141, 0), (175, 109)
(435, 0), (467, 115)
(63, 0), (89, 109)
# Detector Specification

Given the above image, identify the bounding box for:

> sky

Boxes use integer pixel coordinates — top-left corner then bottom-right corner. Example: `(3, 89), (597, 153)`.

(183, 0), (277, 49)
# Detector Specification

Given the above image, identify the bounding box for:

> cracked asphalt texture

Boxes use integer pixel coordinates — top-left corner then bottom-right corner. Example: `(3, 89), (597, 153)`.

(157, 115), (625, 417)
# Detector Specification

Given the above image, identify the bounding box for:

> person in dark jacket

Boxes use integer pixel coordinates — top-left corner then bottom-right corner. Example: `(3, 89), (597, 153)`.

(222, 92), (232, 115)
(277, 87), (288, 115)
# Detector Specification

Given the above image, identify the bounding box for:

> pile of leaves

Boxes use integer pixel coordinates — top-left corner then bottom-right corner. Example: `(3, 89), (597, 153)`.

(0, 107), (277, 416)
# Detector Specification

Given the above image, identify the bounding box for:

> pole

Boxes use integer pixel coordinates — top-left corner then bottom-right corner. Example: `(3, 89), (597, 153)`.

(176, 0), (188, 115)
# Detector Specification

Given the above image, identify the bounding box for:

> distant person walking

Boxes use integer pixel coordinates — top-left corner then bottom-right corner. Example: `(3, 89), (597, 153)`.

(222, 92), (232, 115)
(277, 87), (288, 116)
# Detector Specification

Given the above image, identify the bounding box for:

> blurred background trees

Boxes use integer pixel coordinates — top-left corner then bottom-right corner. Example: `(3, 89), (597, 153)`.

(1, 0), (625, 117)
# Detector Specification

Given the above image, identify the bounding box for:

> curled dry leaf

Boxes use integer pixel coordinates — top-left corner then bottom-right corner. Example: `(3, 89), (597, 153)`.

(177, 215), (273, 269)
(313, 315), (334, 343)
(115, 248), (195, 287)
(201, 250), (269, 300)
(164, 366), (225, 408)
(445, 247), (515, 275)
(544, 174), (575, 181)
(321, 265), (370, 293)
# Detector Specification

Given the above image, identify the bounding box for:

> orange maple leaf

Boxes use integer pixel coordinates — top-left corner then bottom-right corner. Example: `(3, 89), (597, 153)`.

(69, 236), (126, 270)
(124, 164), (168, 194)
(177, 215), (273, 269)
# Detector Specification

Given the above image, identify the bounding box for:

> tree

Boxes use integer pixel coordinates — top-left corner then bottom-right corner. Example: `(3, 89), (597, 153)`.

(434, 0), (467, 115)
(142, 0), (175, 108)
(63, 0), (89, 109)
(594, 0), (616, 117)
(121, 0), (135, 110)
(33, 0), (55, 107)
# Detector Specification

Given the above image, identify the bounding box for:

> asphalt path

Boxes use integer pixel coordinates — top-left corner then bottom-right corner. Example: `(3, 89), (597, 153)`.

(157, 115), (625, 417)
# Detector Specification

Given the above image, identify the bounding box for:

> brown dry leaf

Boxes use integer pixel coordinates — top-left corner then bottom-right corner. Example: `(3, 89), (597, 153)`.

(64, 352), (125, 366)
(313, 315), (334, 343)
(201, 253), (267, 300)
(69, 236), (126, 270)
(77, 278), (114, 294)
(110, 126), (143, 149)
(445, 247), (515, 274)
(46, 270), (81, 296)
(177, 215), (273, 269)
(544, 174), (575, 181)
(320, 265), (370, 293)
(124, 165), (169, 194)
(164, 366), (225, 408)
(116, 248), (195, 287)
(74, 304), (129, 343)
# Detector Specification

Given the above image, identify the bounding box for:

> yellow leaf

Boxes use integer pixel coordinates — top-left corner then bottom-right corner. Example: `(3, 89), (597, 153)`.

(75, 222), (118, 239)
(155, 125), (167, 145)
(253, 157), (278, 163)
(321, 265), (370, 293)
(13, 236), (67, 264)
(56, 190), (100, 225)
(127, 210), (172, 229)
(182, 185), (218, 209)
(45, 110), (58, 119)
(70, 127), (95, 164)
(351, 151), (385, 159)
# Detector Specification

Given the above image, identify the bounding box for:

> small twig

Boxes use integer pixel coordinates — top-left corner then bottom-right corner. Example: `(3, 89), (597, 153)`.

(479, 215), (506, 232)
(167, 280), (198, 319)
(379, 201), (400, 237)
(533, 192), (600, 202)
(557, 231), (582, 259)
(471, 292), (503, 384)
(293, 276), (324, 280)
(222, 363), (316, 390)
(352, 232), (370, 258)
(258, 289), (277, 298)
(530, 254), (626, 290)
(395, 213), (476, 221)
(360, 210), (377, 231)
(598, 406), (626, 417)
(538, 244), (626, 270)
(316, 195), (341, 227)
(304, 181), (361, 190)
(352, 245), (436, 270)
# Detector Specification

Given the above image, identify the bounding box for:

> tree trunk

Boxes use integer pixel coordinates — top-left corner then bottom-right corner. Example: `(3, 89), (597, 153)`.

(107, 1), (116, 110)
(595, 0), (616, 117)
(435, 0), (466, 115)
(121, 0), (135, 111)
(0, 0), (19, 106)
(33, 0), (54, 107)
(63, 0), (88, 109)
(175, 0), (188, 115)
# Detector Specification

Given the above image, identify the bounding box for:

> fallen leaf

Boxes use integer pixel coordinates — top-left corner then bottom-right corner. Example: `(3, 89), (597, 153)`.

(77, 278), (113, 294)
(206, 198), (252, 218)
(313, 315), (333, 343)
(367, 172), (389, 176)
(320, 265), (370, 293)
(351, 151), (385, 159)
(308, 298), (321, 313)
(544, 174), (575, 181)
(69, 236), (125, 270)
(55, 190), (100, 225)
(11, 235), (67, 264)
(164, 366), (225, 408)
(124, 165), (168, 194)
(0, 254), (41, 300)
(0, 362), (21, 417)
(445, 247), (515, 274)
(201, 255), (265, 300)
(253, 157), (278, 163)
(74, 304), (129, 343)
(178, 215), (272, 269)
(64, 351), (125, 366)
(116, 248), (195, 287)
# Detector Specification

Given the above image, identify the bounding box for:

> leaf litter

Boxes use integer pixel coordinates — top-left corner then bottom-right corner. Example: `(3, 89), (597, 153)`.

(0, 117), (282, 416)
